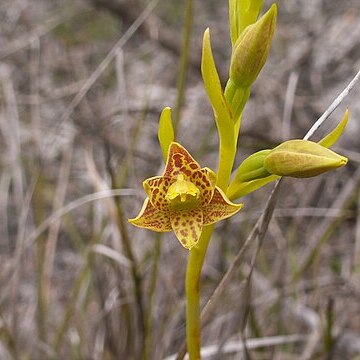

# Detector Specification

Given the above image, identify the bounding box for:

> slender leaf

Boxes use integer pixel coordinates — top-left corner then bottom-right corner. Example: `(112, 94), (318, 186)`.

(201, 28), (234, 146)
(318, 109), (349, 148)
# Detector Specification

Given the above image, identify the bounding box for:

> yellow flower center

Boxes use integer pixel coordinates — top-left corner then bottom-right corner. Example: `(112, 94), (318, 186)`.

(165, 174), (200, 210)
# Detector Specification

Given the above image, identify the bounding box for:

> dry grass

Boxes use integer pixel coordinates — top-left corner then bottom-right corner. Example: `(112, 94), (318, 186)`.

(0, 0), (360, 359)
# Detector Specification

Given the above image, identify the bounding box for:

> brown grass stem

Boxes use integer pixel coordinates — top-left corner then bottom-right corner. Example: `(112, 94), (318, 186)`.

(304, 68), (360, 141)
(105, 150), (146, 357)
(173, 0), (194, 135)
(144, 233), (162, 360)
(43, 146), (73, 314)
(294, 166), (360, 278)
(43, 0), (159, 154)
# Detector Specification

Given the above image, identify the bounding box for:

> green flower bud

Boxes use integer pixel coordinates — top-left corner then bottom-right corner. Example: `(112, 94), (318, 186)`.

(263, 140), (348, 178)
(229, 4), (277, 88)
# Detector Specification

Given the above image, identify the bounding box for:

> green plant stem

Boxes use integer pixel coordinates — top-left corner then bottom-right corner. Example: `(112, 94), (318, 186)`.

(216, 139), (237, 192)
(185, 225), (214, 359)
(216, 82), (249, 192)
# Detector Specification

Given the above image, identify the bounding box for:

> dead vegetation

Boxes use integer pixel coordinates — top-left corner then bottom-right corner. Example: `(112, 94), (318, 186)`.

(0, 0), (359, 359)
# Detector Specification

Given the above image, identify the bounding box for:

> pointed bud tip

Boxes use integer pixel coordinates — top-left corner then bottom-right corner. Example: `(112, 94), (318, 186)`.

(340, 156), (348, 165)
(261, 4), (277, 26)
(229, 4), (277, 88)
(269, 3), (278, 17)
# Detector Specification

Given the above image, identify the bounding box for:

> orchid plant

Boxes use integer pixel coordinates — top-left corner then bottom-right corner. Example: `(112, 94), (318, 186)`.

(129, 0), (349, 358)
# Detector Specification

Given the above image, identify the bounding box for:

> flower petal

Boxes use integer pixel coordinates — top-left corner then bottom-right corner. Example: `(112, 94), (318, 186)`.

(164, 142), (200, 178)
(170, 208), (203, 249)
(129, 198), (172, 232)
(190, 167), (216, 205)
(203, 187), (243, 225)
(143, 176), (172, 211)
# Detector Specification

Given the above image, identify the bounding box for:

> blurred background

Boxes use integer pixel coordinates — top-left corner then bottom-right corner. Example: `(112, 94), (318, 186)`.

(0, 0), (359, 359)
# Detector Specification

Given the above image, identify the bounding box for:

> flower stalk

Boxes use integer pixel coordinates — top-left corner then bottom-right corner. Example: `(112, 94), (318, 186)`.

(185, 225), (214, 359)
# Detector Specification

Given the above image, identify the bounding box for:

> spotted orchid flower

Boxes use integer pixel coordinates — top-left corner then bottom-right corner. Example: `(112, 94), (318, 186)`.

(129, 142), (243, 249)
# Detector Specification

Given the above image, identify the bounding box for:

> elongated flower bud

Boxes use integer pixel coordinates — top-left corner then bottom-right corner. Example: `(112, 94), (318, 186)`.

(229, 4), (277, 88)
(263, 140), (348, 178)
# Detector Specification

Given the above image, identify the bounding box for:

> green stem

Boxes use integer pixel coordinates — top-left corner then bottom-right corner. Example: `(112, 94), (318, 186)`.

(217, 138), (237, 191)
(185, 225), (214, 359)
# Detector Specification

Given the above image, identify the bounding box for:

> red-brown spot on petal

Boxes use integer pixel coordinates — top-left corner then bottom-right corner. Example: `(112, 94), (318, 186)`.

(180, 229), (188, 237)
(173, 154), (182, 168)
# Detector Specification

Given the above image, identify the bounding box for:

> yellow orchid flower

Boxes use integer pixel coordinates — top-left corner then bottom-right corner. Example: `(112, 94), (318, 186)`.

(129, 142), (243, 249)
